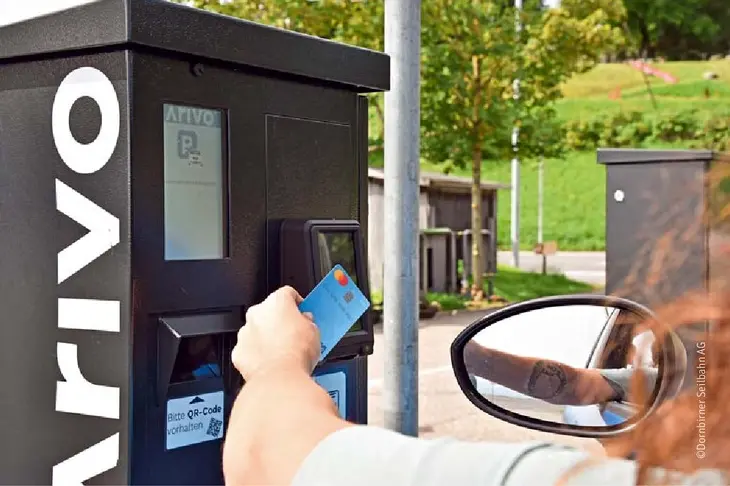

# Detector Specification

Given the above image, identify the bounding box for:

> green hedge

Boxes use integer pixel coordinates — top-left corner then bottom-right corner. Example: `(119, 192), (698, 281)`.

(564, 110), (730, 152)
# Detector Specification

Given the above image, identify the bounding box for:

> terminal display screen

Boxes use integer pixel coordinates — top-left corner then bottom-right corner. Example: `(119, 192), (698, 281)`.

(163, 103), (228, 261)
(315, 231), (363, 332)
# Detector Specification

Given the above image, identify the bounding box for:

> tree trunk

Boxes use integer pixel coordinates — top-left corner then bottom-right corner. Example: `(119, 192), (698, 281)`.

(470, 142), (484, 301)
(638, 19), (652, 59)
(470, 54), (485, 301)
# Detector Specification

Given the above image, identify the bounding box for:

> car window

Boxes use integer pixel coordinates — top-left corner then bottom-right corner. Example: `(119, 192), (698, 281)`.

(585, 308), (619, 368)
(595, 310), (643, 369)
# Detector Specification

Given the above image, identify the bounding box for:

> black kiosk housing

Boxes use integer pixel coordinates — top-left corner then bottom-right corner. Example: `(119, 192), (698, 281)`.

(0, 1), (388, 484)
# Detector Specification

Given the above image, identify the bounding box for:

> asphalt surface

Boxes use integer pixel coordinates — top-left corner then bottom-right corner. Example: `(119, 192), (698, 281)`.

(498, 251), (606, 286)
(367, 311), (605, 454)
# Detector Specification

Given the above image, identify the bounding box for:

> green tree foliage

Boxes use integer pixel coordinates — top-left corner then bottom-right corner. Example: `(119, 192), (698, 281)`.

(621, 0), (729, 59)
(179, 0), (624, 298)
(187, 0), (382, 45)
(420, 0), (624, 297)
(185, 0), (388, 148)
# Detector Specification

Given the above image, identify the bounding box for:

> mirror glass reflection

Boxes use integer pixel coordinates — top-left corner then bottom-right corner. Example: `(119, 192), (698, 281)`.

(463, 305), (659, 427)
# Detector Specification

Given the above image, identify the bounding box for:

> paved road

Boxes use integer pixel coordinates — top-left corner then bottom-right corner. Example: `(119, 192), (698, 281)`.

(367, 312), (605, 454)
(498, 251), (606, 286)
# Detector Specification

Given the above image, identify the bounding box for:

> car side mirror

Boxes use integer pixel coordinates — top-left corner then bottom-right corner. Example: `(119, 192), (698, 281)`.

(450, 294), (686, 439)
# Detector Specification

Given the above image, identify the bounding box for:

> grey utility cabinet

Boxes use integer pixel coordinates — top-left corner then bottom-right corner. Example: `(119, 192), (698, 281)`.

(599, 148), (730, 392)
(599, 148), (727, 305)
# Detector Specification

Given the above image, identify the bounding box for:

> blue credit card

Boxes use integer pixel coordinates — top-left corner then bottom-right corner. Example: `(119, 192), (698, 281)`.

(298, 264), (370, 361)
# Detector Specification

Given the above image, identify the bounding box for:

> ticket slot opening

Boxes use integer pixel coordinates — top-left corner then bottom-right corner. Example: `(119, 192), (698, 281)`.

(158, 312), (240, 405)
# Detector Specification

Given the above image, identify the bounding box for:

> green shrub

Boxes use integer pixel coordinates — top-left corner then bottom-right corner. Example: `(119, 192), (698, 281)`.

(563, 109), (730, 151)
(693, 114), (730, 152)
(648, 110), (700, 142)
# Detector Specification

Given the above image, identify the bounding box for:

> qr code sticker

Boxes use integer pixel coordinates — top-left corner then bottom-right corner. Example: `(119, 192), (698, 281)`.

(206, 417), (223, 438)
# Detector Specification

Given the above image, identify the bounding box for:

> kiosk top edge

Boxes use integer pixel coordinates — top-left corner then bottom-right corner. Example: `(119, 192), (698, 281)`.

(0, 0), (390, 93)
(597, 148), (715, 165)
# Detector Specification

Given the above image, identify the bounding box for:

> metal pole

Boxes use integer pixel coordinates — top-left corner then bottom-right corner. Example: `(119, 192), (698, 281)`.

(538, 157), (546, 274)
(538, 157), (543, 245)
(383, 0), (421, 437)
(509, 0), (522, 268)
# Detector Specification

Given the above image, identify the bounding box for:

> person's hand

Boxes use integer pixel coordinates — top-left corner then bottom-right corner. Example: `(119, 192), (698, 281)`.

(232, 286), (321, 381)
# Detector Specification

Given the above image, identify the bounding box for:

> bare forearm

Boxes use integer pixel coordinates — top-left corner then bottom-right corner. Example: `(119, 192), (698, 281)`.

(466, 344), (611, 405)
(472, 350), (583, 404)
(223, 367), (351, 486)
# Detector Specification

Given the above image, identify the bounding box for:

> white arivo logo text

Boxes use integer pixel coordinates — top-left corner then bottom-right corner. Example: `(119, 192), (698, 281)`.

(51, 67), (122, 486)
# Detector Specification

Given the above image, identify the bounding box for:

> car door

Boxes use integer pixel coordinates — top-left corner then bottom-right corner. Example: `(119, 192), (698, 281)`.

(565, 308), (652, 426)
(589, 308), (647, 425)
(562, 308), (623, 427)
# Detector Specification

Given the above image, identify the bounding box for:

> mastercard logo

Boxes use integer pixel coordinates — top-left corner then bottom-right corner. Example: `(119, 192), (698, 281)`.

(333, 269), (349, 286)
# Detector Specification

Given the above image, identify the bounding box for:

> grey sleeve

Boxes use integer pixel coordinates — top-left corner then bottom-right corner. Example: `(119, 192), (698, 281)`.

(598, 367), (658, 401)
(292, 426), (641, 486)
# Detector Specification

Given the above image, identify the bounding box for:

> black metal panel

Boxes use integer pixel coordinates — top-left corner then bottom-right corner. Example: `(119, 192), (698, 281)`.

(265, 117), (357, 222)
(356, 95), (373, 349)
(129, 50), (369, 484)
(130, 52), (265, 486)
(357, 95), (370, 291)
(264, 110), (360, 290)
(0, 0), (390, 93)
(0, 0), (128, 61)
(126, 0), (389, 92)
(0, 52), (131, 485)
(605, 161), (708, 306)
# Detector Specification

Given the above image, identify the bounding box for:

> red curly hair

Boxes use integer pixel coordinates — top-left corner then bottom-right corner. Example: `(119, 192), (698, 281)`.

(563, 157), (730, 484)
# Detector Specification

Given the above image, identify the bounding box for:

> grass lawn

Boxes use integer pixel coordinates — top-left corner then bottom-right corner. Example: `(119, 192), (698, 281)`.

(480, 152), (606, 251)
(555, 96), (730, 122)
(556, 60), (730, 121)
(369, 60), (730, 251)
(559, 60), (730, 99)
(371, 266), (595, 311)
(426, 265), (596, 310)
(371, 148), (607, 250)
(370, 146), (685, 251)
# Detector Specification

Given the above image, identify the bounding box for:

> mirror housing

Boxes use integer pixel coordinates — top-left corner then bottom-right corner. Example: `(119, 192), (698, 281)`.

(450, 294), (687, 439)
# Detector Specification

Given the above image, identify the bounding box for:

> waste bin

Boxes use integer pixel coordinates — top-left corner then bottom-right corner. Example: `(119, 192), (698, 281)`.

(419, 228), (457, 293)
(456, 229), (495, 291)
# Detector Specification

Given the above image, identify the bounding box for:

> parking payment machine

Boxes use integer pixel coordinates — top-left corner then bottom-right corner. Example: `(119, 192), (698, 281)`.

(278, 220), (374, 421)
(0, 1), (388, 484)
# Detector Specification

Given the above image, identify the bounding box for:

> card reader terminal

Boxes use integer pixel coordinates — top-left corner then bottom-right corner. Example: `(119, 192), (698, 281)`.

(279, 219), (374, 359)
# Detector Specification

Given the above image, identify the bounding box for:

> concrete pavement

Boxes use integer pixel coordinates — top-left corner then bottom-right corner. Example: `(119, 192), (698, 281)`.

(366, 250), (608, 449)
(498, 251), (606, 286)
(367, 311), (605, 453)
